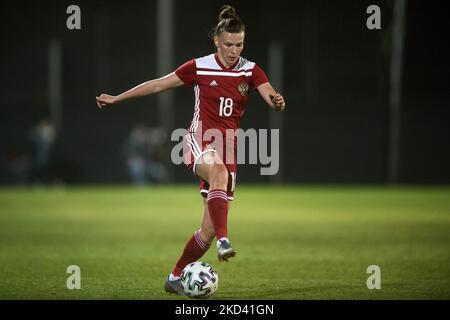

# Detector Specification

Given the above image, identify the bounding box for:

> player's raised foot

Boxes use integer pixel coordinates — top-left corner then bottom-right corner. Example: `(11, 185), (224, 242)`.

(217, 238), (237, 262)
(164, 276), (185, 295)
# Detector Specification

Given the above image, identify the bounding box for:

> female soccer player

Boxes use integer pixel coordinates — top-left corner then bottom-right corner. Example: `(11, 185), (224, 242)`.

(96, 5), (285, 295)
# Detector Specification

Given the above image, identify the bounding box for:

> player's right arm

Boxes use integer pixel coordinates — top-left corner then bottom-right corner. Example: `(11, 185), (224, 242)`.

(96, 72), (184, 108)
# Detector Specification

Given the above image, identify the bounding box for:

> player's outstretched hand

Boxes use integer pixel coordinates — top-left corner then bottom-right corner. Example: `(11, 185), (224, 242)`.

(96, 94), (118, 109)
(269, 93), (285, 112)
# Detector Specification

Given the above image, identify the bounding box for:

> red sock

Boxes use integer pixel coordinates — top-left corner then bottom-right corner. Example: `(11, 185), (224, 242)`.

(171, 230), (210, 277)
(207, 189), (229, 239)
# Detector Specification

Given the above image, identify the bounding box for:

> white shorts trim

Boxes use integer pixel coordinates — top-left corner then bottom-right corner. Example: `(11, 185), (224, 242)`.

(193, 149), (216, 176)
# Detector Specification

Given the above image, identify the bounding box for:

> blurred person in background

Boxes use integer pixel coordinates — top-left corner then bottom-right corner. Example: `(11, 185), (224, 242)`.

(30, 118), (56, 184)
(123, 124), (167, 186)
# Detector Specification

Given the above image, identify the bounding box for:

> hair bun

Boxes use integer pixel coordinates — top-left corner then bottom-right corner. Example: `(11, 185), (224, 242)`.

(218, 5), (237, 21)
(210, 4), (245, 37)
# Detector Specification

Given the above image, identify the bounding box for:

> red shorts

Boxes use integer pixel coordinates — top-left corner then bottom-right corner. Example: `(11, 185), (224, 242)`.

(183, 132), (236, 201)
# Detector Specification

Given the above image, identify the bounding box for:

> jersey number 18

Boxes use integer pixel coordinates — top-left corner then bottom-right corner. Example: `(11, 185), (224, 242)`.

(219, 97), (233, 117)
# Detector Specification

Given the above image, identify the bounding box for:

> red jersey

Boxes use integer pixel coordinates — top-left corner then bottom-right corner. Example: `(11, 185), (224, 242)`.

(175, 53), (269, 134)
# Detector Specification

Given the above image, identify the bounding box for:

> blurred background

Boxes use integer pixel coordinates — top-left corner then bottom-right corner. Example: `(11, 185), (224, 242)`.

(1, 0), (449, 186)
(1, 0), (450, 301)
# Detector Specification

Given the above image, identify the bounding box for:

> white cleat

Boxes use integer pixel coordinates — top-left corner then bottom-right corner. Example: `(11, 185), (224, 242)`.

(217, 239), (237, 262)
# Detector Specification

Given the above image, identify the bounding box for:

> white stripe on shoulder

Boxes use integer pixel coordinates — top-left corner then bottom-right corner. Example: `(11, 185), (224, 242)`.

(234, 57), (255, 71)
(195, 54), (221, 70)
(196, 70), (252, 77)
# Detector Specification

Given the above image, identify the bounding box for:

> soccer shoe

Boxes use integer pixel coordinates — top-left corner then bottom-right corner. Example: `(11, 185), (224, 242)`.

(164, 276), (185, 295)
(217, 239), (237, 262)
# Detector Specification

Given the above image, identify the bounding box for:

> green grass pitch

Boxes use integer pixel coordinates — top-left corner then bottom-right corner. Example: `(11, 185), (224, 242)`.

(0, 185), (449, 299)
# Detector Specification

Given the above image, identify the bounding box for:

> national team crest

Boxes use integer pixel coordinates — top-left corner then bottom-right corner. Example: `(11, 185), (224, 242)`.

(238, 82), (249, 96)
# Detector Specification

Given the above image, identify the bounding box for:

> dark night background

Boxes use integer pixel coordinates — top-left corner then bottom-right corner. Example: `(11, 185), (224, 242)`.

(0, 0), (449, 185)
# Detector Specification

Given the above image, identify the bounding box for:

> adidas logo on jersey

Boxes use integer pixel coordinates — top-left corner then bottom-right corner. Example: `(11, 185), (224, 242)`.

(210, 80), (218, 86)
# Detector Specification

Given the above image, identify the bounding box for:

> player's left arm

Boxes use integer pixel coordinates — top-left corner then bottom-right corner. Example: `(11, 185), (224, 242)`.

(256, 82), (286, 112)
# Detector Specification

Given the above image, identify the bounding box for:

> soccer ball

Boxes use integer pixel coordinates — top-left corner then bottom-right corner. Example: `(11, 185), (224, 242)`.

(181, 261), (219, 298)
